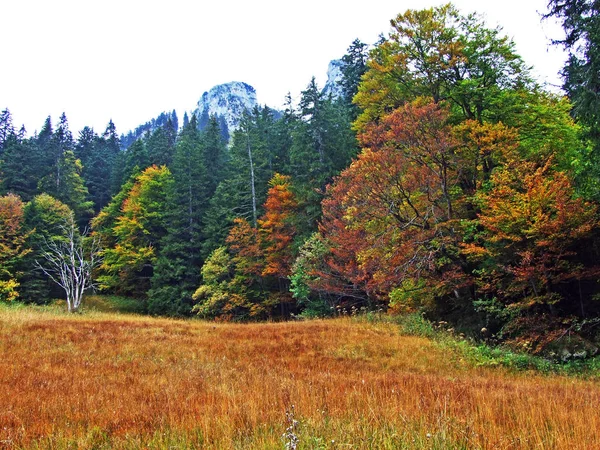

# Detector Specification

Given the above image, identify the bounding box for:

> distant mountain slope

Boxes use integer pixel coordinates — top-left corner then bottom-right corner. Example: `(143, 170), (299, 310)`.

(322, 59), (344, 99)
(120, 110), (178, 150)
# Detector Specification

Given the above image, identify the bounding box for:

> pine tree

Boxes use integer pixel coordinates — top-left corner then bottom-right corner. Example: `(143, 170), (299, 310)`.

(76, 121), (122, 213)
(0, 135), (41, 201)
(202, 115), (228, 198)
(0, 109), (15, 154)
(38, 150), (93, 223)
(148, 115), (210, 315)
(200, 108), (277, 257)
(122, 138), (149, 183)
(289, 78), (358, 234)
(340, 39), (369, 116)
(146, 125), (175, 167)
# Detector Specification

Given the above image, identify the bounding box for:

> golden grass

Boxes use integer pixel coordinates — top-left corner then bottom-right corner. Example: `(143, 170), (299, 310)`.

(0, 306), (599, 449)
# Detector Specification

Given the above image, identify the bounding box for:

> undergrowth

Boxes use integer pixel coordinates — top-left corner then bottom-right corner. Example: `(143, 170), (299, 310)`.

(357, 311), (600, 378)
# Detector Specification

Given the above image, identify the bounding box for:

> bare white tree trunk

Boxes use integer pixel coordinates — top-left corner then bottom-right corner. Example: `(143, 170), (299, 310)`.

(36, 215), (101, 313)
(246, 131), (258, 228)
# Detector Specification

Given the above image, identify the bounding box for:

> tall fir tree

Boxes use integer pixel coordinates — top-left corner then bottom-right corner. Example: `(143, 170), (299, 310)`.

(0, 109), (15, 154)
(148, 115), (209, 315)
(0, 135), (41, 201)
(202, 115), (228, 199)
(201, 108), (277, 257)
(289, 78), (358, 235)
(340, 39), (369, 117)
(546, 0), (600, 199)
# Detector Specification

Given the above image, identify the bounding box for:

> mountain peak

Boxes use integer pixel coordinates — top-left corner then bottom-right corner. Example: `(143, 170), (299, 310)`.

(194, 82), (258, 134)
(322, 59), (344, 99)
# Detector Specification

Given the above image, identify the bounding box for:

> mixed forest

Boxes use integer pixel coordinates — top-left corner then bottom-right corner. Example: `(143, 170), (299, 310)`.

(2, 1), (600, 357)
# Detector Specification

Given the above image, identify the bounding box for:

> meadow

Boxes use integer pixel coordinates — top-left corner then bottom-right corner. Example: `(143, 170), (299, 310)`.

(1, 302), (599, 449)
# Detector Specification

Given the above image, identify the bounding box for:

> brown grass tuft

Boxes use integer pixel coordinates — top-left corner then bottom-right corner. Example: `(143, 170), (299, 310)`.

(0, 307), (599, 448)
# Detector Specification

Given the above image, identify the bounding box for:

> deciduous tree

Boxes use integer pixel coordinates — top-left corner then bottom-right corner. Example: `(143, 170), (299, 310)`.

(36, 214), (101, 313)
(0, 194), (29, 302)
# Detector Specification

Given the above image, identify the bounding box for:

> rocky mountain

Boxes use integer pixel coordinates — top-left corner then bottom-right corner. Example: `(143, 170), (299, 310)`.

(120, 64), (343, 150)
(194, 81), (258, 137)
(322, 59), (344, 99)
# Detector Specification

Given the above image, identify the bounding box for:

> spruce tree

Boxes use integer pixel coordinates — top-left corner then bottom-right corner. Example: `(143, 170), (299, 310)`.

(202, 115), (228, 198)
(289, 78), (358, 234)
(148, 115), (209, 315)
(201, 108), (277, 257)
(0, 109), (15, 154)
(0, 136), (41, 201)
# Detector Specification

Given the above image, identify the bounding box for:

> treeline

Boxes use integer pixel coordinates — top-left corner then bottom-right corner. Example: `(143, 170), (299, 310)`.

(2, 2), (600, 352)
(0, 38), (364, 315)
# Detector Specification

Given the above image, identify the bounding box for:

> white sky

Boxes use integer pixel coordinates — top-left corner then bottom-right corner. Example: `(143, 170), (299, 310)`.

(0, 0), (565, 136)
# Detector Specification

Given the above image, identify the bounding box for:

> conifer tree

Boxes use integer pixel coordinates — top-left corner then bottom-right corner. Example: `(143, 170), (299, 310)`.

(202, 115), (228, 198)
(200, 108), (277, 257)
(148, 115), (209, 315)
(38, 150), (93, 222)
(0, 136), (41, 201)
(340, 39), (369, 116)
(290, 78), (358, 234)
(0, 109), (15, 154)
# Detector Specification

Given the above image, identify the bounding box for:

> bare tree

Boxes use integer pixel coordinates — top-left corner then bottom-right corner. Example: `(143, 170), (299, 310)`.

(36, 215), (101, 313)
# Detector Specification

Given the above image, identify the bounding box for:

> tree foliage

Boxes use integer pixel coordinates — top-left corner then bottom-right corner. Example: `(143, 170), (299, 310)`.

(546, 0), (600, 199)
(0, 194), (29, 302)
(354, 4), (531, 132)
(96, 165), (173, 298)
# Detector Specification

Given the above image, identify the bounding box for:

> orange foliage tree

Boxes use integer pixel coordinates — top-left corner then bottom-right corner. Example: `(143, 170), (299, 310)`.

(259, 173), (298, 280)
(319, 99), (471, 311)
(195, 174), (299, 319)
(464, 149), (600, 317)
(317, 98), (523, 313)
(0, 194), (29, 302)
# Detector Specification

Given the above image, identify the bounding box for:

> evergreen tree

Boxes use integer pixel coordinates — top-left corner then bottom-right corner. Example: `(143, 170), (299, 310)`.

(546, 0), (600, 199)
(202, 115), (228, 198)
(340, 39), (369, 116)
(76, 121), (122, 213)
(36, 116), (54, 176)
(148, 115), (209, 315)
(146, 124), (175, 167)
(201, 108), (277, 257)
(0, 109), (15, 154)
(122, 138), (149, 183)
(0, 136), (41, 201)
(289, 78), (358, 234)
(38, 150), (93, 222)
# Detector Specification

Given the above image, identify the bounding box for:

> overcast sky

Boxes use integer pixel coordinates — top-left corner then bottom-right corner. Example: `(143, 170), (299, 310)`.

(1, 0), (565, 136)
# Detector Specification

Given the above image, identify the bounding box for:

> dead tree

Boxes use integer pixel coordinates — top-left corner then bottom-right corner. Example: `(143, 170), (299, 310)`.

(36, 215), (101, 312)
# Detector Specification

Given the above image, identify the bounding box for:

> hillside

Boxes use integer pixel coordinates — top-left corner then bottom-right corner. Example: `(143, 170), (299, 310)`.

(1, 305), (599, 449)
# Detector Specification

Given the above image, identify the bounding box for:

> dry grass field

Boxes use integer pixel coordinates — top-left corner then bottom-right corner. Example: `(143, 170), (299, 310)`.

(1, 304), (599, 449)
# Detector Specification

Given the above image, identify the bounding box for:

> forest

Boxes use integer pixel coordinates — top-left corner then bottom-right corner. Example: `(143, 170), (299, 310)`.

(2, 1), (600, 358)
